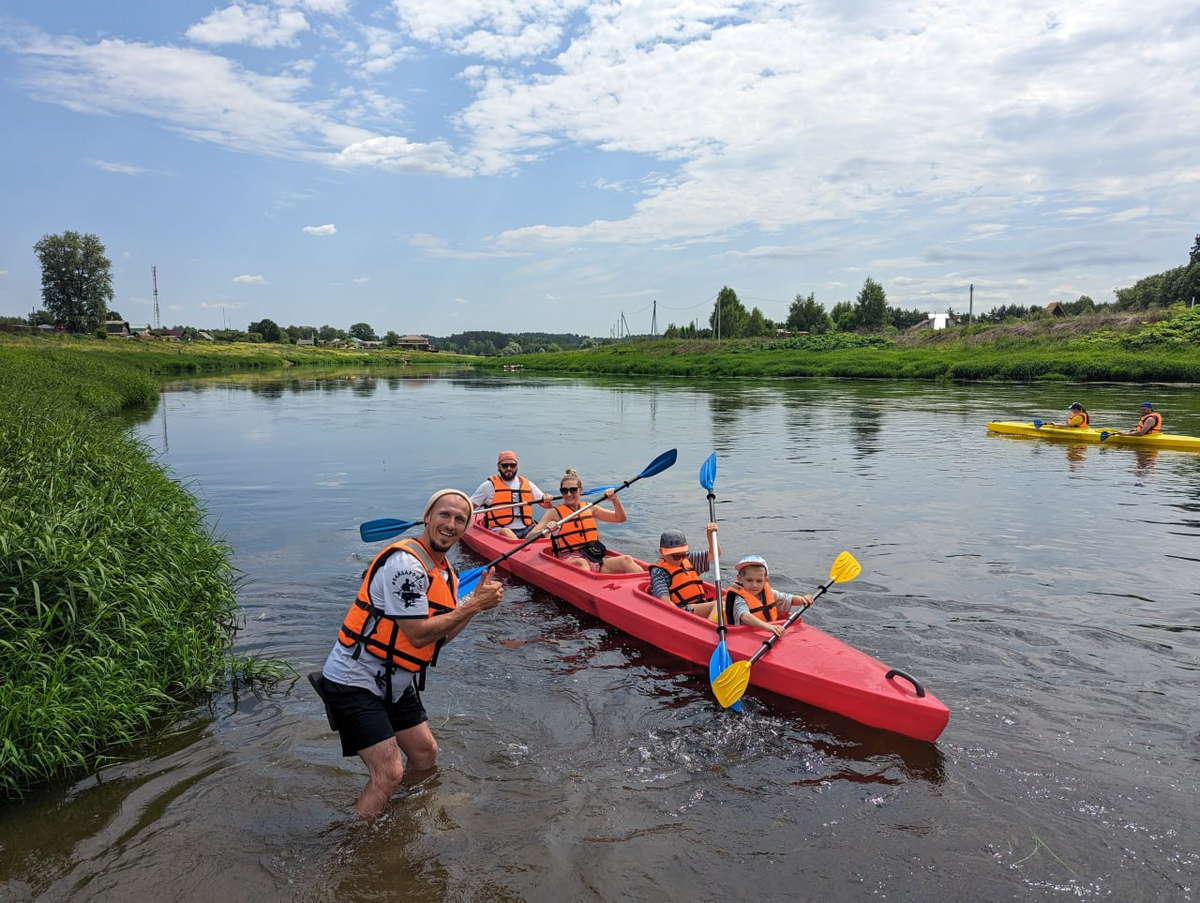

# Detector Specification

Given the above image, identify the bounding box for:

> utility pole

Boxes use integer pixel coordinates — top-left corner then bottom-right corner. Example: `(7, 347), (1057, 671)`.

(152, 266), (161, 330)
(650, 300), (657, 337)
(968, 283), (973, 325)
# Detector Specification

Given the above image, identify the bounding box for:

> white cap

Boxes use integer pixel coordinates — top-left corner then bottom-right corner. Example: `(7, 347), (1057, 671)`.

(735, 554), (769, 576)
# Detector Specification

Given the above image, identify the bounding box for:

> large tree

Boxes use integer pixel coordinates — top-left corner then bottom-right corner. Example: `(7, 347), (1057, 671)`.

(349, 322), (377, 341)
(33, 231), (113, 333)
(786, 292), (831, 333)
(709, 286), (749, 339)
(248, 318), (282, 343)
(853, 277), (888, 330)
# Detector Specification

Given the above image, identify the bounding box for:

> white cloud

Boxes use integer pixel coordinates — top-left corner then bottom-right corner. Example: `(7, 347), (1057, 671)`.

(352, 276), (371, 283)
(187, 4), (310, 49)
(303, 223), (337, 235)
(233, 274), (267, 283)
(87, 159), (151, 175)
(13, 33), (375, 160)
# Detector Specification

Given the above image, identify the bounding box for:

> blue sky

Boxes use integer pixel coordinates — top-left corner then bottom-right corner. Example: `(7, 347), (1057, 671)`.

(2, 1), (1198, 337)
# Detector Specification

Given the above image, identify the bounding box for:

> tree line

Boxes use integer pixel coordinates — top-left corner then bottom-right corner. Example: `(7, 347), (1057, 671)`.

(13, 231), (1200, 344)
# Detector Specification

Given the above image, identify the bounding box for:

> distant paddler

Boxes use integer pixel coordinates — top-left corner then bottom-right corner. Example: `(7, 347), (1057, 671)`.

(1114, 401), (1163, 437)
(1038, 402), (1089, 429)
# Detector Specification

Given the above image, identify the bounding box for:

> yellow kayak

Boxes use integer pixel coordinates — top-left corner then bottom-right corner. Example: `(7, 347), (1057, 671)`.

(986, 421), (1200, 452)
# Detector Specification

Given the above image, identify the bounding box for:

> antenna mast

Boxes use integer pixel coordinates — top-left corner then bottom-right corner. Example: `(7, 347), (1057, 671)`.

(152, 266), (161, 329)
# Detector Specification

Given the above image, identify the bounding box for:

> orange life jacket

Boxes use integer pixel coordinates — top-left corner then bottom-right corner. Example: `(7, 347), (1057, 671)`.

(337, 537), (458, 690)
(482, 474), (535, 528)
(719, 581), (778, 625)
(653, 557), (707, 608)
(1138, 411), (1162, 433)
(1068, 409), (1089, 427)
(550, 503), (599, 555)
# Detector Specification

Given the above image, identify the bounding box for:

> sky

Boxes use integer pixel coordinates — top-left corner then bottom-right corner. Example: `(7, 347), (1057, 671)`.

(1, 2), (1198, 338)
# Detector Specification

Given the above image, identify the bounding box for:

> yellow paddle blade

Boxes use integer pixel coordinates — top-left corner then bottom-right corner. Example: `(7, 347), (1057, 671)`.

(712, 660), (751, 708)
(829, 551), (861, 584)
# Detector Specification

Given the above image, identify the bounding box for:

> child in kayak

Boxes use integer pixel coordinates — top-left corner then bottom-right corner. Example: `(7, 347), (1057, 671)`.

(648, 524), (719, 618)
(717, 555), (813, 637)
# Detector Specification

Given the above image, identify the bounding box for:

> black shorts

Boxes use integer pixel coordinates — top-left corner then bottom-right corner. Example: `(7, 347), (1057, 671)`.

(509, 524), (535, 539)
(319, 676), (429, 757)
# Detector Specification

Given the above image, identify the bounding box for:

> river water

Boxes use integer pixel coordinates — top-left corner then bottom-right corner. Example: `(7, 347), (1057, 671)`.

(2, 371), (1198, 902)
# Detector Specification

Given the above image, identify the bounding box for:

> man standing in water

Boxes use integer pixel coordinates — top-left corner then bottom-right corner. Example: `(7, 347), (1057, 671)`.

(311, 489), (503, 817)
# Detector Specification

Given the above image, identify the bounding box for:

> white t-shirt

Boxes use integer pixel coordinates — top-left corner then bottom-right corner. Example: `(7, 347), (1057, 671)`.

(469, 474), (549, 507)
(323, 548), (448, 699)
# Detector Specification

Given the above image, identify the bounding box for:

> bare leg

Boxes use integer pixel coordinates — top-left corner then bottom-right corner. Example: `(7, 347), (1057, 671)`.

(395, 721), (439, 771)
(354, 737), (406, 817)
(495, 527), (517, 539)
(353, 723), (439, 817)
(601, 554), (643, 574)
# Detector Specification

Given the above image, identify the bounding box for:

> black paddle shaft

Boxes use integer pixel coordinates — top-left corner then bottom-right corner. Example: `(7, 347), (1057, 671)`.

(746, 577), (835, 665)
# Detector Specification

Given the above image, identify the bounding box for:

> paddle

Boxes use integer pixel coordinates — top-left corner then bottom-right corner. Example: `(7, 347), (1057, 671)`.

(359, 485), (619, 542)
(712, 551), (862, 709)
(699, 453), (739, 711)
(1033, 419), (1045, 429)
(1099, 431), (1116, 442)
(455, 449), (678, 598)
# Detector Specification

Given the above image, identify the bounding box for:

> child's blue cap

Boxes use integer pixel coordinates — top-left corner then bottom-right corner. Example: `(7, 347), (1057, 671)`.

(1141, 401), (1153, 408)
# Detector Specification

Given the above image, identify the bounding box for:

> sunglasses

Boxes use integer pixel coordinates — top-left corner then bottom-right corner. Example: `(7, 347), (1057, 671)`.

(559, 486), (580, 493)
(499, 462), (517, 467)
(665, 552), (688, 561)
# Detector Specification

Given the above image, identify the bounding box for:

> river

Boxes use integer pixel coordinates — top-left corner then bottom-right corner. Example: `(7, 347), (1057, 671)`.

(2, 371), (1198, 901)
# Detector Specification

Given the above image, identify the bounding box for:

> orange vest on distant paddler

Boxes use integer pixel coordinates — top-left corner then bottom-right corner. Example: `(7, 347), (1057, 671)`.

(337, 537), (458, 683)
(482, 474), (535, 528)
(654, 557), (707, 608)
(1138, 411), (1162, 434)
(550, 503), (599, 555)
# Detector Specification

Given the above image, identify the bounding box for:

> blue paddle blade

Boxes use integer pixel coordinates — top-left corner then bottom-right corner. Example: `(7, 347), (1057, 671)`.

(1033, 420), (1044, 429)
(708, 638), (740, 710)
(359, 517), (418, 542)
(699, 452), (717, 491)
(1099, 431), (1111, 442)
(456, 566), (486, 599)
(639, 448), (678, 480)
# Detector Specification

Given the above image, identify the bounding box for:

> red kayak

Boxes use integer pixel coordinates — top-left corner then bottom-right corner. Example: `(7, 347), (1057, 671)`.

(460, 522), (950, 742)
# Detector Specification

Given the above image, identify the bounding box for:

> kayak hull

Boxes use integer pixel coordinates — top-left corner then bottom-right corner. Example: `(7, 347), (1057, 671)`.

(986, 421), (1200, 452)
(461, 523), (950, 743)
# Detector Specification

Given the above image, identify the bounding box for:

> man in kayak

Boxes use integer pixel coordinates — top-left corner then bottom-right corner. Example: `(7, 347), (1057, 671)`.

(1047, 402), (1089, 428)
(531, 468), (642, 574)
(311, 489), (504, 817)
(469, 450), (554, 539)
(717, 555), (814, 637)
(648, 525), (719, 618)
(1117, 402), (1163, 437)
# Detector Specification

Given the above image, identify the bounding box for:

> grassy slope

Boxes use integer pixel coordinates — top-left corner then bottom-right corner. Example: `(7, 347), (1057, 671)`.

(492, 308), (1200, 382)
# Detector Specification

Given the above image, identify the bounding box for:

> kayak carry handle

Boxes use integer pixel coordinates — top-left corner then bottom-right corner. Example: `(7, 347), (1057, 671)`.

(885, 668), (926, 698)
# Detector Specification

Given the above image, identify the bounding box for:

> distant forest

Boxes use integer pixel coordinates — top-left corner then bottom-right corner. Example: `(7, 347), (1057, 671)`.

(430, 331), (594, 356)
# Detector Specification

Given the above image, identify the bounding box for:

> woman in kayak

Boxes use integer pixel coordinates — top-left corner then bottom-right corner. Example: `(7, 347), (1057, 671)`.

(532, 468), (642, 574)
(1047, 402), (1089, 428)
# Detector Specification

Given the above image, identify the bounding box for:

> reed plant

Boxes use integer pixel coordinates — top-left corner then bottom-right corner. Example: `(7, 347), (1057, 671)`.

(0, 346), (241, 796)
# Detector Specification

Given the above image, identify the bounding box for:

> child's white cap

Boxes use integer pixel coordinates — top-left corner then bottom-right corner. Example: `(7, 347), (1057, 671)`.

(735, 554), (769, 576)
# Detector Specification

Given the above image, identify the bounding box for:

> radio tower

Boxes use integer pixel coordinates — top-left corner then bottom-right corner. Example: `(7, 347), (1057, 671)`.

(152, 266), (161, 330)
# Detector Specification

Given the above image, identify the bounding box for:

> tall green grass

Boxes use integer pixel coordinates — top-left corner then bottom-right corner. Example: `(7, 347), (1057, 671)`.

(0, 347), (241, 796)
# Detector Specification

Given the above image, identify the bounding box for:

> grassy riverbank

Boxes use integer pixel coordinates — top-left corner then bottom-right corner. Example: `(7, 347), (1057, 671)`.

(493, 307), (1200, 381)
(0, 336), (476, 796)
